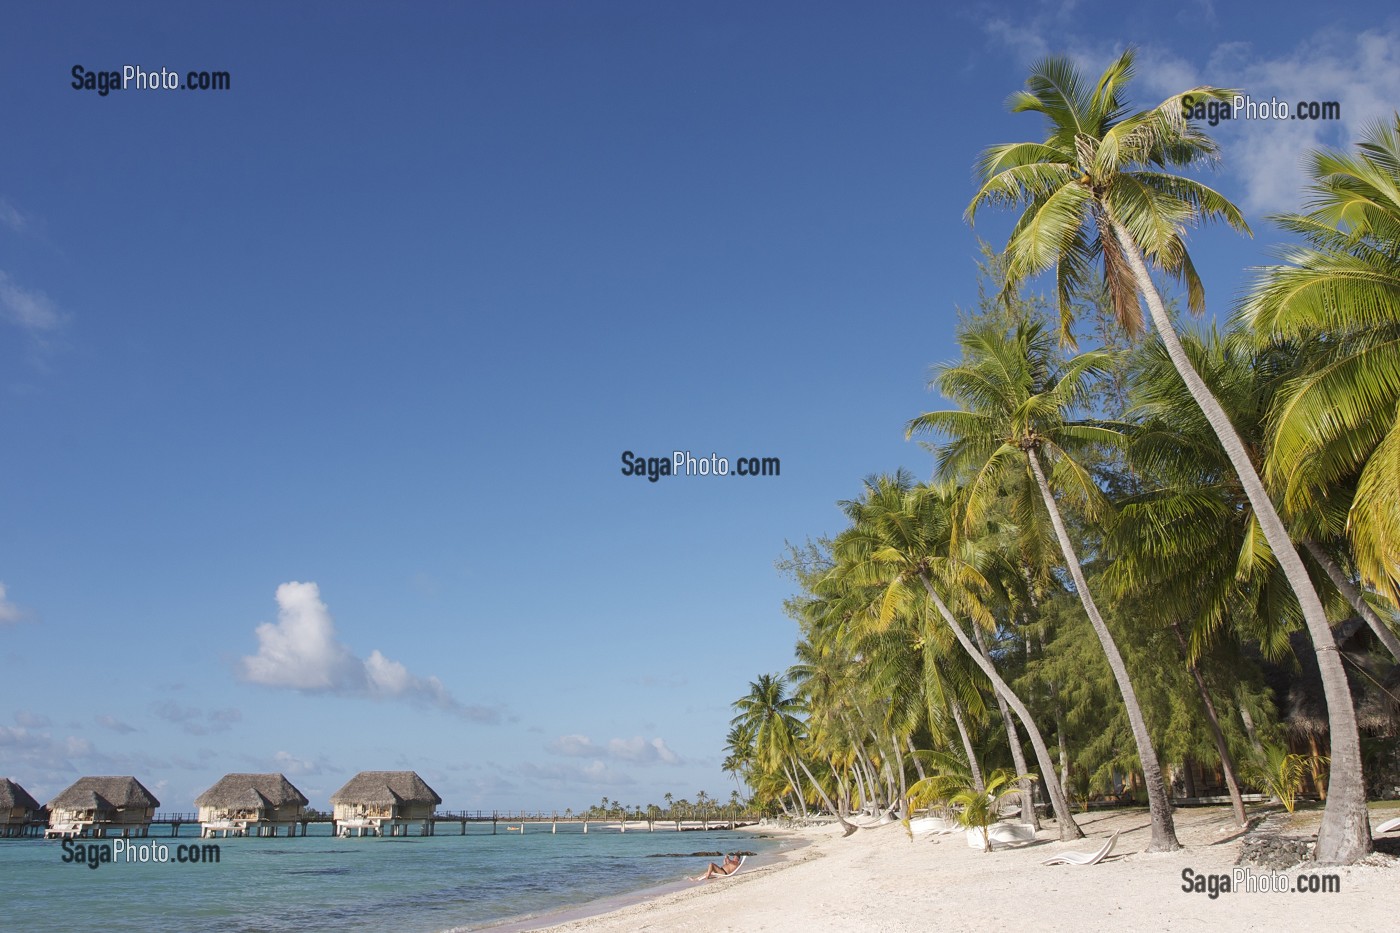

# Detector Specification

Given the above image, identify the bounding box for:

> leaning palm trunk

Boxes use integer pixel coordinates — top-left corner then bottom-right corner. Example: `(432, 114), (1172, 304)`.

(782, 763), (809, 818)
(1112, 221), (1373, 863)
(1170, 623), (1247, 827)
(973, 623), (1039, 828)
(891, 739), (910, 819)
(948, 696), (986, 792)
(1305, 541), (1400, 662)
(793, 755), (858, 834)
(917, 575), (1083, 840)
(1025, 447), (1180, 851)
(907, 735), (928, 782)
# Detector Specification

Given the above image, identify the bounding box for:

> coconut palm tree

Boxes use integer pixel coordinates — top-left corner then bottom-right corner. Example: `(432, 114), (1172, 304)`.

(909, 318), (1180, 851)
(909, 767), (1037, 853)
(1241, 115), (1400, 619)
(730, 674), (856, 833)
(969, 49), (1371, 862)
(830, 473), (1083, 839)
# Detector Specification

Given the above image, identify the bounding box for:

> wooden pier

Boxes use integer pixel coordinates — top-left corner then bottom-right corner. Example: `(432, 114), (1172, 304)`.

(135, 811), (759, 838)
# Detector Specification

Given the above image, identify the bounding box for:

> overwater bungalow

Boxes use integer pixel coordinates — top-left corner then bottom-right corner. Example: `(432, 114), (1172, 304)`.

(45, 776), (159, 838)
(1, 778), (43, 838)
(330, 770), (441, 837)
(195, 773), (310, 838)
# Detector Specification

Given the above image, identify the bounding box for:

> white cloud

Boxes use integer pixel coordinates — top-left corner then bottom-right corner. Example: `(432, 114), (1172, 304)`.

(246, 750), (337, 777)
(240, 581), (499, 723)
(0, 583), (24, 625)
(608, 736), (680, 765)
(517, 759), (637, 788)
(240, 582), (359, 690)
(14, 709), (49, 728)
(547, 733), (682, 766)
(0, 272), (65, 335)
(95, 714), (138, 734)
(987, 29), (1400, 219)
(549, 734), (599, 757)
(0, 198), (24, 233)
(1197, 29), (1400, 215)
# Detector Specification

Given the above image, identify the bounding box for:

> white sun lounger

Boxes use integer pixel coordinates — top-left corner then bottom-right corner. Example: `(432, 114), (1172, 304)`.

(908, 817), (959, 835)
(1041, 830), (1120, 866)
(967, 822), (1037, 850)
(1375, 816), (1400, 834)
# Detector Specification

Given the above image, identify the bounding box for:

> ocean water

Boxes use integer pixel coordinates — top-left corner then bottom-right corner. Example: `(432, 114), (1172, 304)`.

(0, 823), (785, 932)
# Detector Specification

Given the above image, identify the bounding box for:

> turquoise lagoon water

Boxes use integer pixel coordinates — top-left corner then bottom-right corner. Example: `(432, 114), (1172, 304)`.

(0, 824), (786, 932)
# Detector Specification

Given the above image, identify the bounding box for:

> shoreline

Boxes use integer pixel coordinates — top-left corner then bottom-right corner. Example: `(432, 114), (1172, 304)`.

(456, 827), (810, 933)
(502, 806), (1398, 932)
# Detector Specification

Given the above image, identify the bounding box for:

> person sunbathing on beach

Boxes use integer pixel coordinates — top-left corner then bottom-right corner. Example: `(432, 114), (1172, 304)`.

(692, 853), (741, 880)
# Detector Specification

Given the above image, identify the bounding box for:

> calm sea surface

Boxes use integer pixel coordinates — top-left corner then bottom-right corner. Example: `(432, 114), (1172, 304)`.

(0, 823), (786, 932)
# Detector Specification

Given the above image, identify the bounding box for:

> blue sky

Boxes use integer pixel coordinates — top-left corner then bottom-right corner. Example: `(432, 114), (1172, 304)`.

(3, 1), (1398, 812)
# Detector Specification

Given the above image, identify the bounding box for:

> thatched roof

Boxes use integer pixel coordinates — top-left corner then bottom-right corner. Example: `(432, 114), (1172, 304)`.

(1, 778), (40, 811)
(1269, 621), (1400, 737)
(195, 773), (308, 809)
(47, 776), (160, 811)
(330, 771), (441, 807)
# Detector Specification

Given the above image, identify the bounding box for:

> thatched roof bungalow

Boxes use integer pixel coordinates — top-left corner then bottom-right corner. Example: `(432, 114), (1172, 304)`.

(1, 779), (42, 837)
(330, 770), (441, 837)
(46, 776), (159, 838)
(195, 773), (309, 837)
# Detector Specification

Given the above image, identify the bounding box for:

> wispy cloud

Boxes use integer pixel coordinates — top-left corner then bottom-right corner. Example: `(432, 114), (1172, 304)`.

(244, 749), (338, 777)
(0, 198), (25, 233)
(0, 272), (66, 336)
(151, 700), (241, 736)
(240, 581), (500, 723)
(95, 714), (139, 734)
(547, 733), (681, 765)
(1201, 30), (1400, 215)
(0, 584), (25, 625)
(517, 759), (637, 789)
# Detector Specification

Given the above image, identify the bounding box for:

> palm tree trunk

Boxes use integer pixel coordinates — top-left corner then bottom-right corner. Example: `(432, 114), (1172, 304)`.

(891, 738), (910, 819)
(838, 711), (879, 813)
(782, 763), (808, 818)
(907, 735), (928, 782)
(1170, 622), (1247, 827)
(1112, 220), (1373, 863)
(1236, 687), (1264, 755)
(793, 755), (857, 834)
(972, 623), (1039, 828)
(1055, 698), (1071, 800)
(948, 696), (986, 792)
(1305, 540), (1400, 662)
(1025, 446), (1180, 851)
(918, 574), (1083, 839)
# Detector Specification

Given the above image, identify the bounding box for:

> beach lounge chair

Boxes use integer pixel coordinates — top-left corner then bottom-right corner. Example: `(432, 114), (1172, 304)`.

(1041, 830), (1120, 866)
(967, 822), (1037, 850)
(1374, 816), (1400, 834)
(908, 816), (958, 836)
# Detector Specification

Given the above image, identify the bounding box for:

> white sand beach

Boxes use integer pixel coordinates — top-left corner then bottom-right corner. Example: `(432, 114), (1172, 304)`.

(528, 807), (1398, 932)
